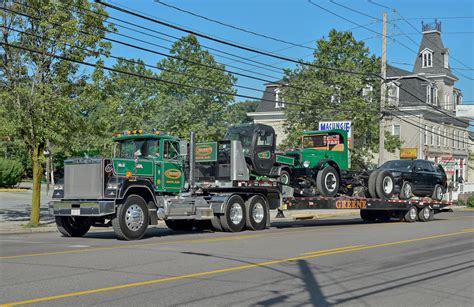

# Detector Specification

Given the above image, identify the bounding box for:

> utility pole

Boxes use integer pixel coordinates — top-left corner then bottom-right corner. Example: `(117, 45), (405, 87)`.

(379, 12), (387, 166)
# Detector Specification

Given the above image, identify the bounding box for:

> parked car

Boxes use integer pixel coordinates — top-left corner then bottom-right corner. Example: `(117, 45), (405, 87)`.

(368, 159), (447, 201)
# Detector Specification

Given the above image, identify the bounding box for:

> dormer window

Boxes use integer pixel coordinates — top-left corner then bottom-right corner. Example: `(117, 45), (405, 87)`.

(387, 82), (399, 106)
(444, 51), (449, 68)
(274, 88), (285, 108)
(421, 49), (433, 68)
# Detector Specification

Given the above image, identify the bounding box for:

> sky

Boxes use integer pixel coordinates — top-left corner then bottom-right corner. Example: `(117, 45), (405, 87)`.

(105, 0), (474, 104)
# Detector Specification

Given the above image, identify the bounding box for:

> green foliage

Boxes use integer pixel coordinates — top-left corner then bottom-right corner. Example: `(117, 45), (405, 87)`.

(467, 196), (474, 208)
(281, 29), (393, 169)
(226, 100), (259, 126)
(0, 158), (24, 187)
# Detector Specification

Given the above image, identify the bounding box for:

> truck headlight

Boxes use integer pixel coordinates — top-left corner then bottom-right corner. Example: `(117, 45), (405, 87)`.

(106, 182), (119, 190)
(303, 161), (310, 168)
(53, 184), (63, 190)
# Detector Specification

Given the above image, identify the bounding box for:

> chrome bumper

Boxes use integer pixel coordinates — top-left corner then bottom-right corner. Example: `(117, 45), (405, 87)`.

(49, 200), (116, 217)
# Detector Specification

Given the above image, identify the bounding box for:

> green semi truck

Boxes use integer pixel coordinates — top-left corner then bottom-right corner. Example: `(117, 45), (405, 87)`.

(49, 127), (451, 240)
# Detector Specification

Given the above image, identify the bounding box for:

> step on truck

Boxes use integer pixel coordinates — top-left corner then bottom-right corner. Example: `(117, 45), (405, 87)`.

(49, 129), (453, 240)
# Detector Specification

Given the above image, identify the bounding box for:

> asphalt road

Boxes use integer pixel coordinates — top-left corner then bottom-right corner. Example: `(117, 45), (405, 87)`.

(0, 211), (473, 306)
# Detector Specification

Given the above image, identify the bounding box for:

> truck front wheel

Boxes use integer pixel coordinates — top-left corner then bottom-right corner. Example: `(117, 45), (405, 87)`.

(316, 166), (340, 197)
(55, 216), (91, 237)
(112, 195), (149, 240)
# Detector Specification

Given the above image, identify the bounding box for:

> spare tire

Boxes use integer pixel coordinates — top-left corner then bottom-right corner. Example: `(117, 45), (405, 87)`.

(375, 170), (395, 199)
(368, 170), (379, 198)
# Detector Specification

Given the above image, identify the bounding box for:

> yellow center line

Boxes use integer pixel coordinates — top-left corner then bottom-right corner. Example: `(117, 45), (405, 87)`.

(303, 244), (366, 255)
(2, 230), (473, 306)
(0, 221), (403, 260)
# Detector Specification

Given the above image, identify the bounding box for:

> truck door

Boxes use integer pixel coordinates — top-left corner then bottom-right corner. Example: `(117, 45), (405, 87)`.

(252, 127), (276, 175)
(161, 140), (184, 193)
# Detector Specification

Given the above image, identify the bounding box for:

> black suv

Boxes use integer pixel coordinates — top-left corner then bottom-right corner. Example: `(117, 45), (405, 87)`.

(376, 159), (447, 200)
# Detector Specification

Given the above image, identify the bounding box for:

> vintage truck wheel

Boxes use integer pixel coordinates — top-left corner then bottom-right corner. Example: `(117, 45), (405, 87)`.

(279, 170), (291, 185)
(112, 195), (149, 240)
(245, 195), (268, 231)
(220, 195), (246, 232)
(55, 216), (91, 237)
(375, 171), (395, 199)
(368, 170), (379, 198)
(316, 166), (340, 197)
(165, 219), (194, 231)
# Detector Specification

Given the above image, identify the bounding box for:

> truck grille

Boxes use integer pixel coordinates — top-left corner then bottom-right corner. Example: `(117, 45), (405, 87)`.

(64, 158), (104, 199)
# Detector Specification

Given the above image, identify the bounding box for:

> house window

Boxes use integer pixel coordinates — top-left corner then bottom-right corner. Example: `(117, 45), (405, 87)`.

(392, 124), (401, 139)
(436, 127), (440, 146)
(422, 50), (433, 68)
(431, 126), (434, 145)
(274, 88), (285, 108)
(387, 83), (399, 106)
(426, 85), (437, 105)
(445, 94), (450, 110)
(464, 132), (468, 149)
(458, 131), (462, 149)
(452, 129), (455, 147)
(444, 52), (449, 68)
(424, 125), (429, 145)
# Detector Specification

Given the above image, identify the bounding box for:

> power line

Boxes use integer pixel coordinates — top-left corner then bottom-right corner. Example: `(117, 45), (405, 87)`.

(3, 4), (336, 97)
(307, 0), (471, 126)
(96, 0), (377, 78)
(154, 0), (315, 51)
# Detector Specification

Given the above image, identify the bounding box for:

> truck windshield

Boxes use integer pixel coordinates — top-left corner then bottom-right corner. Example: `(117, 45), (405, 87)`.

(380, 160), (413, 171)
(117, 139), (160, 159)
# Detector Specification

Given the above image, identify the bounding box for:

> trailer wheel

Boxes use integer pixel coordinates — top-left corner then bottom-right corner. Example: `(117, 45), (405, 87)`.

(316, 166), (340, 197)
(418, 206), (434, 222)
(55, 216), (91, 237)
(245, 195), (268, 231)
(376, 211), (391, 223)
(368, 170), (379, 198)
(432, 184), (444, 201)
(360, 209), (376, 222)
(165, 219), (194, 231)
(375, 171), (395, 199)
(404, 206), (418, 223)
(399, 181), (413, 200)
(220, 195), (246, 232)
(112, 195), (149, 240)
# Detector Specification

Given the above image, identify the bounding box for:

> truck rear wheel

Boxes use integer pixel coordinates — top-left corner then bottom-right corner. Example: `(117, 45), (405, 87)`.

(316, 166), (339, 197)
(112, 195), (149, 240)
(220, 195), (246, 232)
(55, 216), (91, 237)
(245, 195), (268, 231)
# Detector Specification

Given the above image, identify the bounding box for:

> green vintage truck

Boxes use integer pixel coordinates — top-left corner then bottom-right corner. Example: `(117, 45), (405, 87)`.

(224, 124), (353, 197)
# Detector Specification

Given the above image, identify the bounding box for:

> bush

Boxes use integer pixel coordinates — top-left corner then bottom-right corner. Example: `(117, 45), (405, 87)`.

(467, 196), (474, 208)
(0, 158), (24, 187)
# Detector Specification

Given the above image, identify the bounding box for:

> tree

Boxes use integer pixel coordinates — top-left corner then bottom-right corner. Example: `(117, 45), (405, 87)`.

(156, 35), (237, 141)
(226, 100), (258, 126)
(282, 29), (400, 169)
(0, 0), (112, 226)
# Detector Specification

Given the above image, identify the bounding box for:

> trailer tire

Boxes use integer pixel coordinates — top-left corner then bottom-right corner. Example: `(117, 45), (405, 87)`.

(220, 195), (246, 232)
(432, 184), (444, 201)
(165, 219), (194, 231)
(376, 211), (391, 223)
(418, 206), (434, 222)
(245, 195), (268, 231)
(375, 171), (395, 199)
(368, 170), (379, 198)
(112, 195), (149, 240)
(360, 209), (376, 222)
(55, 216), (91, 237)
(316, 166), (340, 197)
(404, 206), (418, 223)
